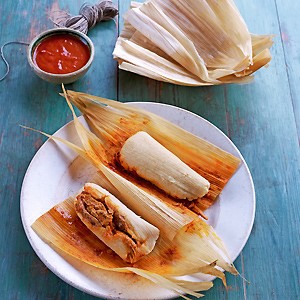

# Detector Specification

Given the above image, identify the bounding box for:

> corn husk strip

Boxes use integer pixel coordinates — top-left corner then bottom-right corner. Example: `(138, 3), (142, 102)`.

(119, 62), (177, 84)
(124, 268), (205, 299)
(251, 34), (274, 57)
(124, 3), (214, 82)
(31, 198), (211, 299)
(218, 74), (254, 84)
(20, 125), (88, 159)
(120, 4), (175, 62)
(130, 30), (173, 61)
(165, 261), (226, 285)
(65, 90), (240, 212)
(118, 22), (136, 40)
(234, 49), (272, 78)
(131, 1), (142, 8)
(114, 39), (212, 86)
(167, 278), (212, 292)
(115, 38), (201, 80)
(166, 280), (212, 300)
(119, 61), (211, 87)
(151, 0), (251, 70)
(172, 221), (237, 275)
(92, 171), (234, 278)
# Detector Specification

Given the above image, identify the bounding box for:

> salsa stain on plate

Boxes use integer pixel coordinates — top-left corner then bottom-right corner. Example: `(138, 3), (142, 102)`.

(33, 34), (90, 74)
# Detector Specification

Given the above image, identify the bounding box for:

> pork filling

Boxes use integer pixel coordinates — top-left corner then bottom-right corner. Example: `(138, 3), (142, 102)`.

(75, 191), (137, 244)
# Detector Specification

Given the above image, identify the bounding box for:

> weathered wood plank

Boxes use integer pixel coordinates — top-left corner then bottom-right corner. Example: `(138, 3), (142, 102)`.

(0, 0), (117, 299)
(118, 1), (300, 299)
(223, 0), (300, 299)
(275, 0), (300, 142)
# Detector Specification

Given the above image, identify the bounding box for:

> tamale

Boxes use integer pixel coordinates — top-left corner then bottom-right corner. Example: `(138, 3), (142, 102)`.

(64, 89), (240, 213)
(74, 183), (159, 263)
(119, 131), (210, 200)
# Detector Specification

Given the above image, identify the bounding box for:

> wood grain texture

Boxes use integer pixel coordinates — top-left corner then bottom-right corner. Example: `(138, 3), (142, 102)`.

(0, 0), (299, 299)
(0, 0), (117, 299)
(225, 0), (300, 299)
(275, 0), (300, 142)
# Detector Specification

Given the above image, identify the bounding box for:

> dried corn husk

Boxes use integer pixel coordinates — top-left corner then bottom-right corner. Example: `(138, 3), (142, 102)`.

(32, 196), (214, 299)
(64, 89), (240, 213)
(113, 0), (273, 85)
(32, 178), (232, 298)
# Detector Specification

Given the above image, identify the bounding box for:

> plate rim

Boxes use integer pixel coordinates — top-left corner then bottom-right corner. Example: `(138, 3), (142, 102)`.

(20, 101), (256, 299)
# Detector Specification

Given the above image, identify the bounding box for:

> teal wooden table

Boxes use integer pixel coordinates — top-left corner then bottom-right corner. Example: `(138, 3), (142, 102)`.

(0, 0), (299, 299)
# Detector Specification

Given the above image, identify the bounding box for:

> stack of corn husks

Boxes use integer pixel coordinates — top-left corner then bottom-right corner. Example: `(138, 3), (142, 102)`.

(113, 0), (273, 86)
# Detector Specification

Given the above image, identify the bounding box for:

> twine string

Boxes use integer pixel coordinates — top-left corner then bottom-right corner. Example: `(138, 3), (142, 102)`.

(0, 41), (29, 82)
(53, 1), (118, 34)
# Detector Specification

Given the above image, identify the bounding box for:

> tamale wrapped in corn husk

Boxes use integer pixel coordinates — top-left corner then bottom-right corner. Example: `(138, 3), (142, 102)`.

(64, 89), (240, 214)
(29, 88), (241, 298)
(119, 131), (210, 200)
(32, 193), (218, 298)
(32, 175), (234, 298)
(113, 0), (273, 85)
(74, 183), (159, 263)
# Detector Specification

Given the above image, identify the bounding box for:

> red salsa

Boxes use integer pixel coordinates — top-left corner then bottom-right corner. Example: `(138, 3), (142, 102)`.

(33, 34), (90, 74)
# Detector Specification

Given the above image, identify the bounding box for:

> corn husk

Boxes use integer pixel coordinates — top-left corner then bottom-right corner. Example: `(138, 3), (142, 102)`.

(32, 178), (232, 298)
(113, 0), (273, 85)
(28, 87), (242, 298)
(32, 196), (214, 299)
(64, 89), (240, 213)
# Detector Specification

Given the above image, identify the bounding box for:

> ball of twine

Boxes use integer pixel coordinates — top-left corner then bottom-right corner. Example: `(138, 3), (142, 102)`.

(52, 1), (118, 34)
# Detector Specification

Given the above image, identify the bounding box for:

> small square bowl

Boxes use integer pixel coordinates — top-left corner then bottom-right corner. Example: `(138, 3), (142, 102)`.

(27, 28), (95, 84)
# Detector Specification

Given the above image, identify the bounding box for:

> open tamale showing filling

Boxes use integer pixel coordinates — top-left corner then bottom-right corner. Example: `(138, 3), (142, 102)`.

(32, 180), (235, 298)
(30, 87), (242, 298)
(74, 183), (159, 263)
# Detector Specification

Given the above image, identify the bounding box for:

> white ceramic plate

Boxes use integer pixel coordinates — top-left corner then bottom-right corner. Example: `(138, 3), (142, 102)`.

(20, 102), (255, 300)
